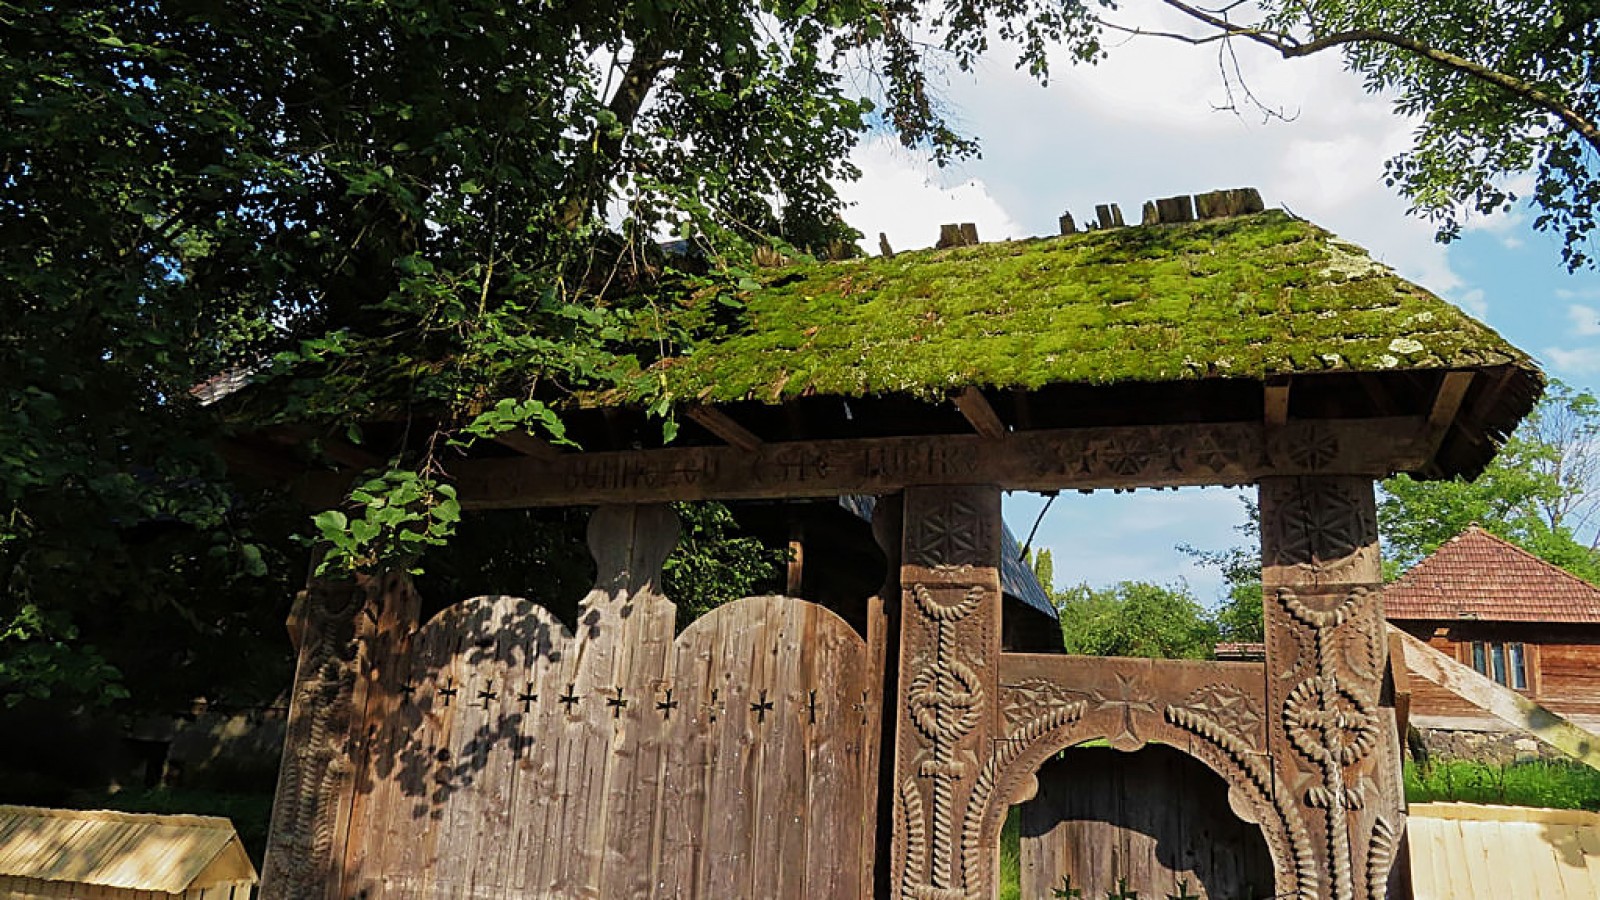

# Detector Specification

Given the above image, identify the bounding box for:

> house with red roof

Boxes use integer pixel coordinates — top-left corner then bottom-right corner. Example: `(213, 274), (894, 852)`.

(1386, 525), (1600, 755)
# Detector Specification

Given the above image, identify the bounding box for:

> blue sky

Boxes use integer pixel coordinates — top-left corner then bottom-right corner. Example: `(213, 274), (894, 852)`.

(832, 20), (1600, 603)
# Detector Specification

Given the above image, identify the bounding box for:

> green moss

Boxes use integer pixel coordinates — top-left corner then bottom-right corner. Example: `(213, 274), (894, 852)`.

(612, 211), (1532, 405)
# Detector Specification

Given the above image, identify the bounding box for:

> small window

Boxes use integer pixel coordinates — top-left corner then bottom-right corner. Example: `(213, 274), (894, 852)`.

(1470, 641), (1530, 690)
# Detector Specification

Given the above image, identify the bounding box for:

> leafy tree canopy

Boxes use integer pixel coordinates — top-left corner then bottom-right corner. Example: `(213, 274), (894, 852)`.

(2, 0), (1100, 709)
(1379, 381), (1600, 580)
(1054, 581), (1221, 660)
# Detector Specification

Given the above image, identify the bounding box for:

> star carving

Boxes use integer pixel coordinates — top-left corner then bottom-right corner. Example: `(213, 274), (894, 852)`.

(910, 499), (982, 566)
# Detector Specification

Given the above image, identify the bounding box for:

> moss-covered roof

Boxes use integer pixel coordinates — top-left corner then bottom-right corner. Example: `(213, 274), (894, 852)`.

(627, 211), (1532, 404)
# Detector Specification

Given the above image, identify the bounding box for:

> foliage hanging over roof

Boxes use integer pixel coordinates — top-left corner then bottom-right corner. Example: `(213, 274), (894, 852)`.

(618, 210), (1535, 406)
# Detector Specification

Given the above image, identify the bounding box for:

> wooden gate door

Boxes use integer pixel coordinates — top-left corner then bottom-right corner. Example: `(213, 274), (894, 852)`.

(263, 505), (882, 899)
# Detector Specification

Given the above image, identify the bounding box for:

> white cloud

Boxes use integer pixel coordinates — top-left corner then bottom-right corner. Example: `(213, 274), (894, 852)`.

(1568, 305), (1600, 336)
(1453, 288), (1489, 318)
(839, 138), (1025, 253)
(1544, 346), (1600, 374)
(1005, 487), (1252, 604)
(841, 7), (1470, 300)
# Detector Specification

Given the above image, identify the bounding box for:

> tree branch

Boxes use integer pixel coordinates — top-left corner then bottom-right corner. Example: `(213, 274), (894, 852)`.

(1156, 0), (1600, 156)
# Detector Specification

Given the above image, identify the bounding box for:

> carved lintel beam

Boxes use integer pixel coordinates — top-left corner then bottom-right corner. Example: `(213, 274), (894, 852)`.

(686, 404), (764, 452)
(369, 417), (1433, 509)
(493, 429), (563, 460)
(1264, 376), (1292, 426)
(953, 387), (1007, 441)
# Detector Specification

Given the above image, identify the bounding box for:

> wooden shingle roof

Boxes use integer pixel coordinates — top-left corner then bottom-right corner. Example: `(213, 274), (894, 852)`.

(0, 806), (257, 894)
(1384, 526), (1600, 624)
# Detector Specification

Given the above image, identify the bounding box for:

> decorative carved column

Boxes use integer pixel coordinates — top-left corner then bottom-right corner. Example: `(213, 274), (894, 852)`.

(1259, 476), (1406, 900)
(890, 485), (1004, 900)
(260, 571), (418, 900)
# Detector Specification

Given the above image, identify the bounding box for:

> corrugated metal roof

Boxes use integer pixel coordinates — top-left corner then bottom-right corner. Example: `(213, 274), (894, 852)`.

(1385, 526), (1600, 624)
(0, 805), (256, 893)
(1408, 802), (1600, 900)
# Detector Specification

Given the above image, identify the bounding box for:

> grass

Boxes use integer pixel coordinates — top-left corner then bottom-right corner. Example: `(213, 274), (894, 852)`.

(1405, 759), (1600, 810)
(1000, 805), (1021, 899)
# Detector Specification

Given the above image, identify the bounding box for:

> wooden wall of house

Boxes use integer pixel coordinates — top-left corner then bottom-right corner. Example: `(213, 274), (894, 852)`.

(1393, 621), (1600, 726)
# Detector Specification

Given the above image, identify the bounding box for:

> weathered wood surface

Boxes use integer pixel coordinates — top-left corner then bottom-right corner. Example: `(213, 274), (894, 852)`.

(261, 571), (416, 899)
(266, 505), (881, 900)
(1019, 745), (1275, 900)
(1392, 625), (1600, 770)
(295, 418), (1435, 509)
(1259, 476), (1406, 900)
(980, 653), (1296, 895)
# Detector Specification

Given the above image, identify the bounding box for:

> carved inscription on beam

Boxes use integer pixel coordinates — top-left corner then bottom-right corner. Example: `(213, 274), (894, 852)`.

(424, 418), (1431, 508)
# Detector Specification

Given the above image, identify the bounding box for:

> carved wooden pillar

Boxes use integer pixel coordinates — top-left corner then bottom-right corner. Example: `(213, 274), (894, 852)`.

(890, 485), (1004, 900)
(260, 571), (419, 900)
(1259, 477), (1406, 900)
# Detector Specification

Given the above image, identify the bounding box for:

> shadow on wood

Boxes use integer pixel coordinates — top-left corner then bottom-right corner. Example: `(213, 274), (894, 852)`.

(1019, 744), (1275, 900)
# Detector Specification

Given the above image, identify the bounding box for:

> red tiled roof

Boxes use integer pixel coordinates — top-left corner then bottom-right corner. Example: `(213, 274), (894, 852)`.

(1384, 526), (1600, 624)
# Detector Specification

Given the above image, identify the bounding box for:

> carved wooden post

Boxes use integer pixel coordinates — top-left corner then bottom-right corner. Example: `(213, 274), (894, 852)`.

(260, 571), (418, 900)
(1259, 477), (1406, 900)
(890, 485), (1004, 899)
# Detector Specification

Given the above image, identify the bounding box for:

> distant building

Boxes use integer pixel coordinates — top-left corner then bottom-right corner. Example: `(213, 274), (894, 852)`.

(1385, 525), (1600, 759)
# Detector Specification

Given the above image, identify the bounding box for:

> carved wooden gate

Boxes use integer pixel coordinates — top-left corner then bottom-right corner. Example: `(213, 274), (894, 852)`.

(263, 505), (883, 899)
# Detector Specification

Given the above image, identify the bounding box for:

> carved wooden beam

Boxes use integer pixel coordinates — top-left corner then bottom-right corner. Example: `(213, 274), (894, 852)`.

(404, 417), (1430, 508)
(685, 404), (764, 452)
(953, 387), (1008, 440)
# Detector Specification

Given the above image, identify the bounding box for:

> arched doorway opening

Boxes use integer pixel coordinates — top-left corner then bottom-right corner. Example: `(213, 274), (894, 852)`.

(1018, 743), (1275, 899)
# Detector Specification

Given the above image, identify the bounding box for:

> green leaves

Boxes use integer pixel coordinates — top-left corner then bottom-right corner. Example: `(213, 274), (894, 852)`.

(313, 472), (463, 576)
(1380, 382), (1600, 581)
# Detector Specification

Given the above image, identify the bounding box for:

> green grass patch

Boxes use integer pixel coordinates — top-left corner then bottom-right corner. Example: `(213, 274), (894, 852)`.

(1000, 805), (1021, 900)
(1405, 759), (1600, 810)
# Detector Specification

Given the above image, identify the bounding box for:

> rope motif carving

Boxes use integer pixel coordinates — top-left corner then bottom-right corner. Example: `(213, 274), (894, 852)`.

(1165, 703), (1319, 900)
(960, 700), (1087, 899)
(262, 584), (369, 899)
(902, 583), (988, 894)
(1278, 587), (1383, 900)
(1367, 815), (1401, 899)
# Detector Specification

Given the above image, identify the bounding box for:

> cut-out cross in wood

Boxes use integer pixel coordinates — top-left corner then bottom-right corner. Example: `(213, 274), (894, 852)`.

(606, 687), (628, 719)
(559, 684), (580, 713)
(477, 682), (498, 709)
(516, 685), (537, 713)
(704, 688), (723, 724)
(399, 682), (417, 703)
(751, 689), (774, 724)
(656, 689), (679, 720)
(437, 680), (458, 707)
